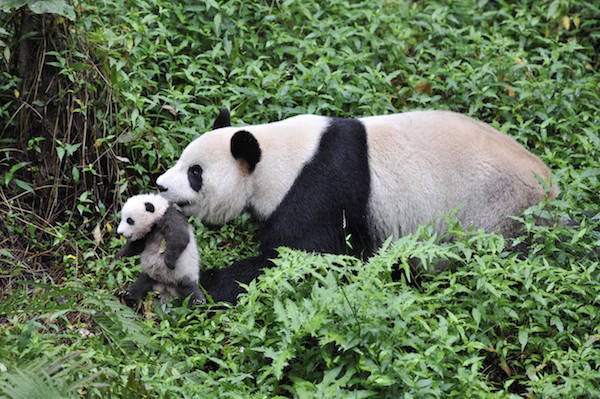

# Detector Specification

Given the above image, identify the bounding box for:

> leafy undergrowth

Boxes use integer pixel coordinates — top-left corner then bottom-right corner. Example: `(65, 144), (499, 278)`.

(2, 221), (600, 397)
(1, 0), (600, 397)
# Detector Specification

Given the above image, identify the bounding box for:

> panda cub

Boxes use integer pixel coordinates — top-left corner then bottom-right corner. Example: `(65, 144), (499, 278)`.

(116, 193), (205, 306)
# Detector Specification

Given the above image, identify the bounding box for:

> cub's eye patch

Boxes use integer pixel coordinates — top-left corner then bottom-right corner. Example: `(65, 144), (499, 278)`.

(127, 218), (135, 225)
(188, 164), (203, 192)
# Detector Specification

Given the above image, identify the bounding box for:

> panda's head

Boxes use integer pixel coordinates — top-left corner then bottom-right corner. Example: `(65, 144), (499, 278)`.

(117, 194), (169, 240)
(156, 109), (261, 225)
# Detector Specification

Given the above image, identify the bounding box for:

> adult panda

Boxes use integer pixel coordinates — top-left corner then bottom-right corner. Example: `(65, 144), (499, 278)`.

(156, 109), (555, 303)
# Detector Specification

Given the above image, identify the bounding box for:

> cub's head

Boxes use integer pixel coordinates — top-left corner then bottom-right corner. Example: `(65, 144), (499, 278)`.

(156, 109), (261, 225)
(117, 194), (169, 240)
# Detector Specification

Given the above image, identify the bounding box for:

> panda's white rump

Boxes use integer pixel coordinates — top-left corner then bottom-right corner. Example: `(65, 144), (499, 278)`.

(362, 111), (554, 242)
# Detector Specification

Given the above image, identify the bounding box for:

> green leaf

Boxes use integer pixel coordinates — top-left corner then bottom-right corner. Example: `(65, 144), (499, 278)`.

(131, 108), (139, 127)
(4, 162), (29, 186)
(213, 13), (222, 36)
(0, 1), (27, 13)
(518, 328), (528, 352)
(0, 249), (14, 260)
(72, 166), (80, 184)
(28, 0), (76, 20)
(546, 1), (560, 20)
(472, 307), (481, 327)
(14, 179), (34, 193)
(56, 147), (65, 162)
(65, 142), (81, 157)
(550, 316), (564, 333)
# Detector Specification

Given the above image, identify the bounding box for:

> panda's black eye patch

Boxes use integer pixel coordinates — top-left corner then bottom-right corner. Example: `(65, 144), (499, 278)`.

(145, 202), (155, 213)
(188, 164), (203, 192)
(127, 217), (135, 225)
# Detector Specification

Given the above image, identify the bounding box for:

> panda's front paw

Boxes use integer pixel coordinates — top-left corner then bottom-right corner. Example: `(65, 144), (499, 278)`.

(190, 293), (207, 306)
(120, 289), (139, 307)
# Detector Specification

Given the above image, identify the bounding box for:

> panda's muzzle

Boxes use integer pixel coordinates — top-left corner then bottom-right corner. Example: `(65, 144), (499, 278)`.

(176, 200), (192, 208)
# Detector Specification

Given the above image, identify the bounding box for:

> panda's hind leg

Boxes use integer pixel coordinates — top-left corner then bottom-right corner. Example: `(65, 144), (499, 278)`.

(176, 278), (206, 306)
(122, 273), (156, 307)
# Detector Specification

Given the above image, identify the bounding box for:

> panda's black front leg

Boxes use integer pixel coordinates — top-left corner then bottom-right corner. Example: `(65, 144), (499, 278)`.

(162, 208), (191, 270)
(200, 256), (272, 304)
(122, 273), (156, 307)
(116, 238), (146, 259)
(176, 277), (206, 306)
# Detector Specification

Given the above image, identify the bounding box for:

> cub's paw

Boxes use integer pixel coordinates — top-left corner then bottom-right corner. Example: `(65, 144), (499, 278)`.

(119, 289), (140, 308)
(190, 294), (207, 306)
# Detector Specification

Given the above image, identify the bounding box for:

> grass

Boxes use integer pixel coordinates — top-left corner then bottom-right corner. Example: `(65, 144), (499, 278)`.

(1, 0), (599, 397)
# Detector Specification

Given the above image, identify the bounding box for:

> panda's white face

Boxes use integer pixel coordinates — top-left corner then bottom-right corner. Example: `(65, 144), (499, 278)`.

(117, 194), (169, 241)
(156, 130), (252, 225)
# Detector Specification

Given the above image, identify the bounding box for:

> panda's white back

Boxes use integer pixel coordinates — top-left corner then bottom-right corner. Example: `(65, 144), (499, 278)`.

(361, 111), (554, 243)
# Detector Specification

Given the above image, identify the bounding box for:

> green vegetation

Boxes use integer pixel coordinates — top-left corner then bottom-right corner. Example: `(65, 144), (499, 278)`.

(1, 0), (599, 397)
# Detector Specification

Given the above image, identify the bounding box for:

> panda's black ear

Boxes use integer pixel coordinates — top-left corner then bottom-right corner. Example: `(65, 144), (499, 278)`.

(231, 130), (261, 173)
(145, 202), (155, 213)
(212, 108), (231, 130)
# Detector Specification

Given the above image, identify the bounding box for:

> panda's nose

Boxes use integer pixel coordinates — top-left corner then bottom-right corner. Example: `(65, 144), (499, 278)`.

(157, 185), (168, 192)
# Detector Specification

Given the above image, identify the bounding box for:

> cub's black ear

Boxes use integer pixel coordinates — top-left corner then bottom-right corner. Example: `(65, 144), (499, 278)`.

(212, 108), (231, 130)
(230, 130), (261, 173)
(145, 202), (155, 213)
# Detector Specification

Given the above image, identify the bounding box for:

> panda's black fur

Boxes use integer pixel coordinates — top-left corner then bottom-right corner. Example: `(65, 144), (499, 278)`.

(200, 117), (373, 303)
(258, 118), (372, 257)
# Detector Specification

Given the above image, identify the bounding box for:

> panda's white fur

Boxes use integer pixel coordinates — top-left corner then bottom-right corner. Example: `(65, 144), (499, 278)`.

(361, 111), (554, 241)
(158, 115), (328, 224)
(156, 110), (555, 303)
(117, 194), (200, 301)
(118, 193), (169, 240)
